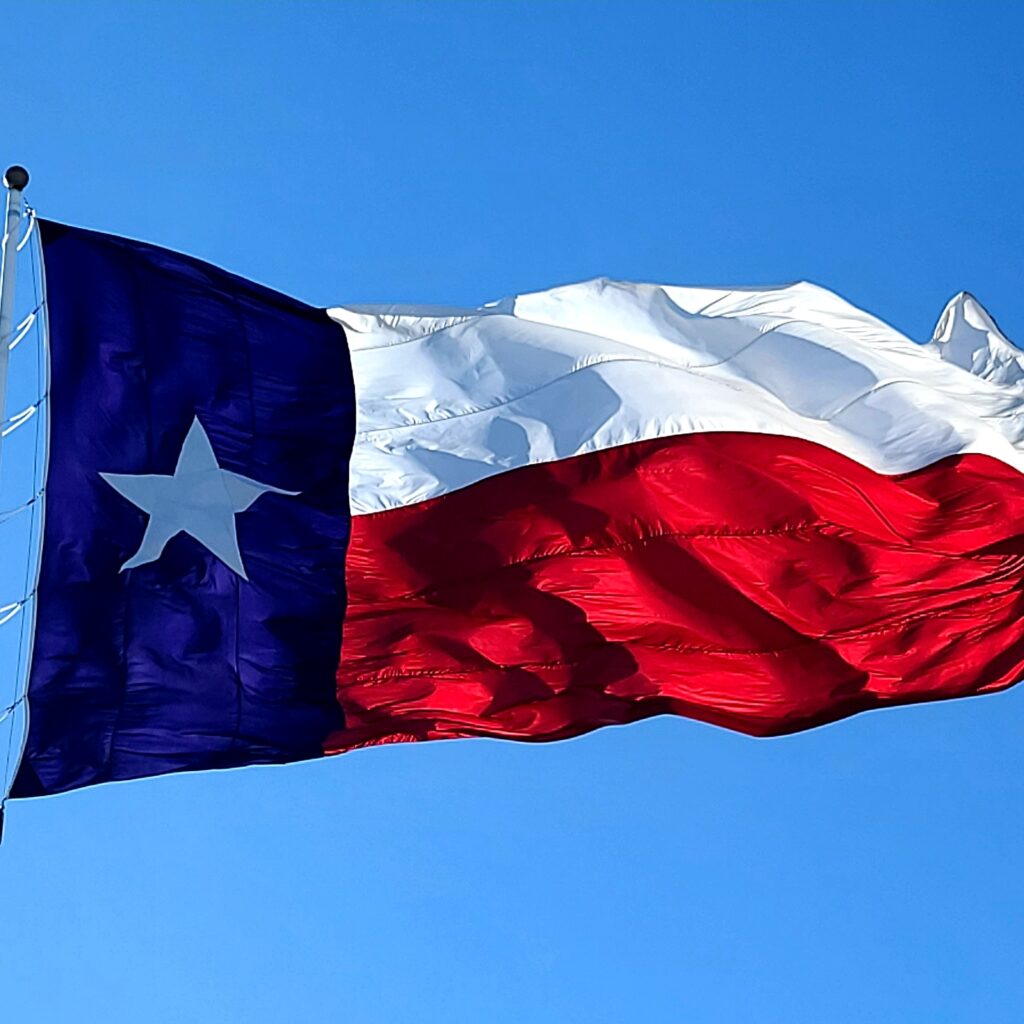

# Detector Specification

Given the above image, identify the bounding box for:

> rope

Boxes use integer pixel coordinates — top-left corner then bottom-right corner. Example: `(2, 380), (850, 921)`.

(1, 401), (38, 437)
(1, 199), (49, 831)
(0, 494), (38, 525)
(0, 699), (23, 726)
(15, 207), (35, 252)
(6, 305), (40, 350)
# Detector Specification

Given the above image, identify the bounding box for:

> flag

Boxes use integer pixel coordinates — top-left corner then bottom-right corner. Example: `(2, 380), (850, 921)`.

(10, 225), (1024, 798)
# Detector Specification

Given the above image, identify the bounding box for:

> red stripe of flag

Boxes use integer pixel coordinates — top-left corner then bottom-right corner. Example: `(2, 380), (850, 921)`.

(329, 431), (1024, 752)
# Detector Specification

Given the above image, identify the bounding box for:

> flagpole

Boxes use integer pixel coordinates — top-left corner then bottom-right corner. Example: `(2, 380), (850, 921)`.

(0, 166), (28, 840)
(0, 164), (28, 469)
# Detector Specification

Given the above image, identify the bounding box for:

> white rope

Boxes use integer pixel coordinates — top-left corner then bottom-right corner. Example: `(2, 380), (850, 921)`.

(0, 698), (23, 726)
(1, 401), (37, 437)
(7, 308), (36, 351)
(0, 198), (48, 827)
(15, 206), (35, 252)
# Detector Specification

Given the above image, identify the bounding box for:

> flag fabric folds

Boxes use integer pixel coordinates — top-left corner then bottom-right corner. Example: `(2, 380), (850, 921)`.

(10, 225), (1024, 798)
(326, 281), (1024, 748)
(11, 222), (354, 797)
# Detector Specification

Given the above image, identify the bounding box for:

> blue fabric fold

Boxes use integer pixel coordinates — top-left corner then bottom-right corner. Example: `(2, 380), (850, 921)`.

(12, 221), (353, 797)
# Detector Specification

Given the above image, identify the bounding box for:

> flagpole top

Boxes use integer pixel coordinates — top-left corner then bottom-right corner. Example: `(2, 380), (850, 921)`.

(3, 166), (28, 191)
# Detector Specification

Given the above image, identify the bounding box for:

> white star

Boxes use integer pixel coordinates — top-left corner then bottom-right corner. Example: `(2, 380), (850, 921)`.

(101, 417), (296, 580)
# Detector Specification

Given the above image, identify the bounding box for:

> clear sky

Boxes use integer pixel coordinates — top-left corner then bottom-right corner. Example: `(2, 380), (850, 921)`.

(1, 2), (1023, 1021)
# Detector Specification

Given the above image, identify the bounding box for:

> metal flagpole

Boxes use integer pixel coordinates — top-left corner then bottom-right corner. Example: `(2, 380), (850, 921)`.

(0, 166), (28, 841)
(0, 165), (28, 469)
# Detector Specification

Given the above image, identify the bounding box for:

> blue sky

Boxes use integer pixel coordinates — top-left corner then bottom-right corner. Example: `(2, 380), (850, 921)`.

(1, 2), (1023, 1021)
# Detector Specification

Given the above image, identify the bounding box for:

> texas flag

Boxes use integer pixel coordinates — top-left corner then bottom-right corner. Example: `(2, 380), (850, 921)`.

(9, 221), (1024, 798)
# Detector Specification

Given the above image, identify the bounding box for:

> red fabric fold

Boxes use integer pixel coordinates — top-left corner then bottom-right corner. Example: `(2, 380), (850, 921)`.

(328, 432), (1024, 752)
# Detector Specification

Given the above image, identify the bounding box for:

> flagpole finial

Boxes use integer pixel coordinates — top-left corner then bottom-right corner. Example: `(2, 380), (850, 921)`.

(3, 166), (28, 191)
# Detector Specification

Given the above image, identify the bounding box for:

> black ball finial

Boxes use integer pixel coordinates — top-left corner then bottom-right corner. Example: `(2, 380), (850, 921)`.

(4, 166), (29, 190)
